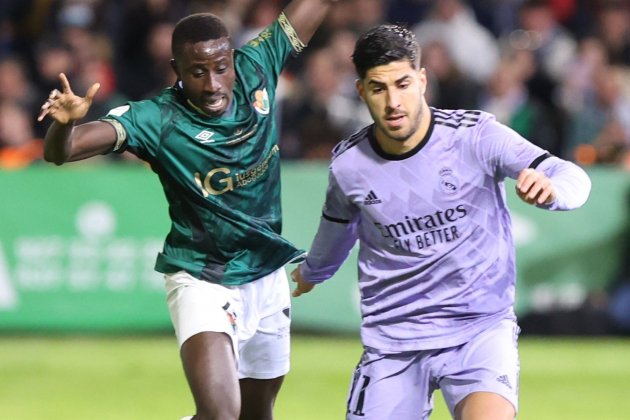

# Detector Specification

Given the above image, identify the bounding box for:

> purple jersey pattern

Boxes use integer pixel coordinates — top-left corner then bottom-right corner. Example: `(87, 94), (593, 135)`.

(301, 108), (574, 352)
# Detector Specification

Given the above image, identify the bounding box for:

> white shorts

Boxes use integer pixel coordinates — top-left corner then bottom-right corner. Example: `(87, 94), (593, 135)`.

(165, 267), (291, 380)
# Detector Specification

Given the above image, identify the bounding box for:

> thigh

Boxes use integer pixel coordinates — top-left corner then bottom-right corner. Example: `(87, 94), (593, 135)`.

(346, 348), (435, 420)
(238, 268), (291, 380)
(439, 319), (520, 418)
(165, 271), (239, 350)
(165, 272), (242, 417)
(181, 331), (240, 419)
(454, 391), (515, 420)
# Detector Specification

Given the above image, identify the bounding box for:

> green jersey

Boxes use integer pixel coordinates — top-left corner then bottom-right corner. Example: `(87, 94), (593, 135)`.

(100, 14), (305, 285)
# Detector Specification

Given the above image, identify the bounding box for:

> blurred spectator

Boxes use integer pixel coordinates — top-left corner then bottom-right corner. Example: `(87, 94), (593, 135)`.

(565, 63), (630, 165)
(592, 0), (630, 67)
(558, 37), (608, 115)
(386, 0), (431, 27)
(0, 100), (43, 169)
(468, 0), (523, 37)
(508, 0), (578, 107)
(32, 38), (75, 98)
(235, 0), (282, 47)
(352, 0), (386, 33)
(422, 41), (481, 110)
(280, 45), (368, 160)
(480, 46), (564, 155)
(412, 0), (500, 84)
(0, 55), (39, 116)
(113, 0), (187, 100)
(0, 0), (626, 170)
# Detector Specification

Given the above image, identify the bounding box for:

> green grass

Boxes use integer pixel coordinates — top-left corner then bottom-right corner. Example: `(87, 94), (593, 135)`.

(0, 335), (628, 419)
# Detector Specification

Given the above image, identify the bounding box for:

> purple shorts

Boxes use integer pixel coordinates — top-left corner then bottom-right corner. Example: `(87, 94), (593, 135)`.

(346, 318), (520, 419)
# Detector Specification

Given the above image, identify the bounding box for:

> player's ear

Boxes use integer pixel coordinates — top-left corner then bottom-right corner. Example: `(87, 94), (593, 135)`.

(355, 79), (365, 101)
(170, 59), (180, 77)
(419, 67), (427, 95)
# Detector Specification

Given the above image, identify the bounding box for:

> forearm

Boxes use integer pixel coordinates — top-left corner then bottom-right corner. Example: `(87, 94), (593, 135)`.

(539, 157), (592, 210)
(43, 120), (118, 165)
(43, 121), (75, 165)
(300, 217), (358, 284)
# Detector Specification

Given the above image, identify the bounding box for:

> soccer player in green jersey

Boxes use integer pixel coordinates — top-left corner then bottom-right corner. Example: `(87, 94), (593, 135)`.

(37, 1), (338, 419)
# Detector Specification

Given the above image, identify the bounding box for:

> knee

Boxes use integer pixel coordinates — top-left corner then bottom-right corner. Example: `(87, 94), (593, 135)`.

(455, 391), (515, 420)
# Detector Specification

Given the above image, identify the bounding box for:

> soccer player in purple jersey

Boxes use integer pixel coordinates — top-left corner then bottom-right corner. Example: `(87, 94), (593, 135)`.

(291, 24), (591, 420)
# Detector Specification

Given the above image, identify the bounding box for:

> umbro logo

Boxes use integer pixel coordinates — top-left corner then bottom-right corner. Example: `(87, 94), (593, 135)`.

(364, 190), (382, 205)
(195, 130), (215, 143)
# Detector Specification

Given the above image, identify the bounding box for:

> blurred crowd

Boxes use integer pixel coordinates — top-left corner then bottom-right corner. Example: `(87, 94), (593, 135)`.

(1, 0), (630, 167)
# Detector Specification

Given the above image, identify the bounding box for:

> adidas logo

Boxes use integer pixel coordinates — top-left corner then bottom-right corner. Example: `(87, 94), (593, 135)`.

(364, 190), (382, 205)
(496, 375), (512, 390)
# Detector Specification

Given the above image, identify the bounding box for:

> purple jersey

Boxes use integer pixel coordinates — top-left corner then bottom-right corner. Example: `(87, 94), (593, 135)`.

(300, 108), (590, 352)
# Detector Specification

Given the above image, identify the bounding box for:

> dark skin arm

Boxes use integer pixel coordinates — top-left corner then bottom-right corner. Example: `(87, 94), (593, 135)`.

(283, 0), (338, 45)
(38, 73), (117, 165)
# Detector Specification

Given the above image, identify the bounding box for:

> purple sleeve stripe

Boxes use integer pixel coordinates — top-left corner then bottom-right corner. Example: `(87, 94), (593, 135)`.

(322, 213), (351, 224)
(529, 152), (553, 169)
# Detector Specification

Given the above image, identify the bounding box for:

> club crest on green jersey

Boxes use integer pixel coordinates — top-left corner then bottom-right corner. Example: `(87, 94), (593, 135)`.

(253, 88), (270, 115)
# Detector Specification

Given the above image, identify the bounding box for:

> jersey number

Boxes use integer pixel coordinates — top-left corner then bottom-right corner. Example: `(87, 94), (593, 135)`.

(347, 373), (371, 416)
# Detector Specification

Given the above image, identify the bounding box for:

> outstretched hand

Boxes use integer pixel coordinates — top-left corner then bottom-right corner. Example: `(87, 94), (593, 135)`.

(515, 168), (556, 205)
(291, 266), (315, 297)
(37, 73), (100, 124)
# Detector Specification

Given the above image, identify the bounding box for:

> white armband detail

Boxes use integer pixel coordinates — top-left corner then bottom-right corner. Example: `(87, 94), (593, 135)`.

(102, 118), (127, 152)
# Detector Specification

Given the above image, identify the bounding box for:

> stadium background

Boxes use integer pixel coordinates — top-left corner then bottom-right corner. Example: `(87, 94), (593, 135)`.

(1, 0), (630, 418)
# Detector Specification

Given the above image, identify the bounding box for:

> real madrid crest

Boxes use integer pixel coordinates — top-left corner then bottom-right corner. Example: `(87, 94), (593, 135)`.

(439, 168), (459, 195)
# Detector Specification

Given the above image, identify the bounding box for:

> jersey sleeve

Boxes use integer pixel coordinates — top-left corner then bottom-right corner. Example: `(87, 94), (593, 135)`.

(300, 171), (360, 284)
(474, 117), (549, 180)
(238, 13), (305, 85)
(533, 156), (591, 210)
(98, 100), (162, 161)
(474, 116), (591, 210)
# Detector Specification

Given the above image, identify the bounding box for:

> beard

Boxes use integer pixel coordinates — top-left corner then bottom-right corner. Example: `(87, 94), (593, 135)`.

(372, 103), (424, 143)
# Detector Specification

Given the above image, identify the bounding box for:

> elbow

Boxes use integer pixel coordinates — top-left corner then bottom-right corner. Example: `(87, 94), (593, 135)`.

(43, 150), (67, 166)
(578, 171), (592, 208)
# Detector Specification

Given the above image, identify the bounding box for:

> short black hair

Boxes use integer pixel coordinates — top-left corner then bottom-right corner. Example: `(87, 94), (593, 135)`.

(171, 13), (231, 58)
(352, 24), (420, 79)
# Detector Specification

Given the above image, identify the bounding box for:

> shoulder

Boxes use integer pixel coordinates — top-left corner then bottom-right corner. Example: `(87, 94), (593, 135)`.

(331, 126), (371, 162)
(432, 108), (492, 130)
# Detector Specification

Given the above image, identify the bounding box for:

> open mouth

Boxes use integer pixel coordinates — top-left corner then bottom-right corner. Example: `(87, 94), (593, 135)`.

(385, 114), (405, 128)
(202, 95), (227, 114)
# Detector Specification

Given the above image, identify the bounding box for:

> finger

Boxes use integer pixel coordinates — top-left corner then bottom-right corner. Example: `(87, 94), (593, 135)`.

(536, 188), (552, 205)
(292, 288), (302, 298)
(48, 89), (60, 99)
(37, 99), (55, 121)
(59, 73), (74, 94)
(85, 82), (101, 102)
(525, 181), (544, 201)
(516, 169), (532, 189)
(517, 174), (536, 195)
(37, 107), (50, 122)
